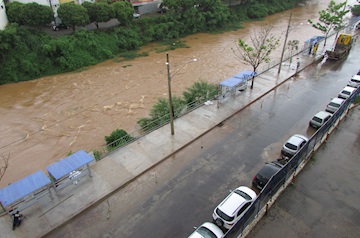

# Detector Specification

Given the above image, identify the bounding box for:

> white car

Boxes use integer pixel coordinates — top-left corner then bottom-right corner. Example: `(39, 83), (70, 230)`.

(281, 134), (308, 158)
(212, 186), (256, 230)
(309, 111), (332, 129)
(347, 75), (360, 88)
(338, 86), (356, 99)
(325, 97), (345, 113)
(188, 222), (224, 238)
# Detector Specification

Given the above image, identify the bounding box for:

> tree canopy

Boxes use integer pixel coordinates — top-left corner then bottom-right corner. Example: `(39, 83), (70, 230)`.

(112, 1), (134, 26)
(308, 0), (349, 45)
(82, 2), (115, 29)
(6, 2), (53, 26)
(234, 25), (280, 88)
(57, 3), (90, 30)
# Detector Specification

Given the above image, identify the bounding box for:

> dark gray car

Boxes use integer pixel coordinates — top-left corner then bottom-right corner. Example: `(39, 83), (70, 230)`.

(252, 161), (284, 191)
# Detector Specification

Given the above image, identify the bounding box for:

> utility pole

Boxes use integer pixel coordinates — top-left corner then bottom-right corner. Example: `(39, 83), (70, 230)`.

(278, 12), (292, 74)
(166, 53), (175, 135)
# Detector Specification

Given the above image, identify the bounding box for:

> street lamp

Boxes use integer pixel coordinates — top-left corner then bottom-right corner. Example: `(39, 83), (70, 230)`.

(165, 52), (197, 135)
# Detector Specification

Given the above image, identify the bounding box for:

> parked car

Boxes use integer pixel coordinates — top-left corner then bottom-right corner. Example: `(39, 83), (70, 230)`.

(53, 23), (69, 31)
(252, 161), (284, 191)
(309, 111), (332, 129)
(188, 222), (224, 238)
(281, 134), (308, 159)
(338, 86), (356, 99)
(212, 186), (256, 230)
(347, 75), (360, 88)
(133, 12), (141, 18)
(325, 97), (345, 113)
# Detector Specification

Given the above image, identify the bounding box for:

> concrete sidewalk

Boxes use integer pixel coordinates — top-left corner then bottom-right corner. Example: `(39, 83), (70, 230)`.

(0, 46), (327, 237)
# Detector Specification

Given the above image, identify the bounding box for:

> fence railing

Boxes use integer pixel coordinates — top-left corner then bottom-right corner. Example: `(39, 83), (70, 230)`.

(93, 95), (217, 160)
(223, 86), (360, 238)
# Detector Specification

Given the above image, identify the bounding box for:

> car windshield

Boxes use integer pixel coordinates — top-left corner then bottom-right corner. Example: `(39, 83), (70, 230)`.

(234, 190), (252, 200)
(329, 102), (340, 107)
(285, 142), (297, 150)
(196, 227), (217, 238)
(351, 79), (360, 83)
(312, 117), (322, 123)
(216, 208), (234, 222)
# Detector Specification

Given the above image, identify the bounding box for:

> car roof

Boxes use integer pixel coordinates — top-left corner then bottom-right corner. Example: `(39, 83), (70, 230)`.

(351, 75), (360, 80)
(330, 98), (345, 104)
(217, 186), (255, 216)
(341, 86), (356, 92)
(314, 111), (332, 119)
(287, 134), (308, 146)
(218, 192), (246, 216)
(258, 163), (282, 179)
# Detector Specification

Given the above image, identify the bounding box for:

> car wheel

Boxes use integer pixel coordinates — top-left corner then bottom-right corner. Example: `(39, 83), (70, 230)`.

(215, 218), (224, 227)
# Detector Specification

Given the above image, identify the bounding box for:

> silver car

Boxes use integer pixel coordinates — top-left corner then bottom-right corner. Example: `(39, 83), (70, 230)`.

(281, 134), (308, 158)
(326, 98), (345, 113)
(347, 75), (360, 88)
(309, 111), (332, 129)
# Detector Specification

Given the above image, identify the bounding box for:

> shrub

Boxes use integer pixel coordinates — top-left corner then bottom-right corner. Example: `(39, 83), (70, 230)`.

(105, 129), (135, 149)
(183, 81), (219, 108)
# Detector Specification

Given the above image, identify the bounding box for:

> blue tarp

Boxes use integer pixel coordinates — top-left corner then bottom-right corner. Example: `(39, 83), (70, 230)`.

(0, 170), (51, 207)
(234, 70), (256, 79)
(46, 150), (94, 180)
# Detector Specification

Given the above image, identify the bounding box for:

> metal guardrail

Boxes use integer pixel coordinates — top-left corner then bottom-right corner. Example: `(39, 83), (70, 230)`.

(223, 86), (360, 238)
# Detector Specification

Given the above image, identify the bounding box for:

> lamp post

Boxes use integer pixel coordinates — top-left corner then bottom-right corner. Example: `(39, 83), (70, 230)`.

(165, 52), (197, 136)
(166, 52), (175, 135)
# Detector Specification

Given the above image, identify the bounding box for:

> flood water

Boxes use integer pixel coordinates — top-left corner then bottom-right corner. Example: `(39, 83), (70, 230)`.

(0, 0), (348, 186)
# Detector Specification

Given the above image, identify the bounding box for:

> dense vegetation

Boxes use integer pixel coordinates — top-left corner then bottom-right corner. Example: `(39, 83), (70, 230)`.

(0, 0), (305, 85)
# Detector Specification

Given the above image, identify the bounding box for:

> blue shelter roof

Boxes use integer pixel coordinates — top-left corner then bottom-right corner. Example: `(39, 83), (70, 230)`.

(46, 150), (94, 180)
(234, 70), (256, 79)
(219, 77), (244, 87)
(0, 170), (51, 207)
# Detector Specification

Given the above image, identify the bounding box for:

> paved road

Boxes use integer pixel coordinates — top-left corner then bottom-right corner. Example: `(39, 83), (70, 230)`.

(247, 107), (360, 238)
(44, 42), (360, 238)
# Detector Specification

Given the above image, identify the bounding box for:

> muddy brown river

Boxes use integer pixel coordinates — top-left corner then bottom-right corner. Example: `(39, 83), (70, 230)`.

(0, 0), (348, 186)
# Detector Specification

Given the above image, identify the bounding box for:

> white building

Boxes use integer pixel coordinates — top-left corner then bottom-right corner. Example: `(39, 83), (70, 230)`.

(0, 0), (8, 30)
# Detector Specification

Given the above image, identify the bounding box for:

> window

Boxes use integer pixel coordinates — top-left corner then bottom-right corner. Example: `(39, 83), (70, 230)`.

(237, 202), (250, 217)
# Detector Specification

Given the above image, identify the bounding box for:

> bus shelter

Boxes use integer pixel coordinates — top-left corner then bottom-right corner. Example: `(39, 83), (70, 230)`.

(0, 170), (52, 216)
(46, 150), (94, 192)
(219, 70), (256, 97)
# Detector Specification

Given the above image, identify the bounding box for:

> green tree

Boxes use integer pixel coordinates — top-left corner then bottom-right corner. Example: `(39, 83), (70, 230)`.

(105, 129), (134, 149)
(82, 2), (115, 29)
(57, 3), (90, 31)
(308, 0), (349, 46)
(6, 2), (53, 26)
(112, 1), (133, 26)
(5, 2), (25, 24)
(351, 5), (360, 16)
(21, 3), (54, 26)
(137, 97), (185, 132)
(183, 81), (219, 108)
(233, 25), (280, 89)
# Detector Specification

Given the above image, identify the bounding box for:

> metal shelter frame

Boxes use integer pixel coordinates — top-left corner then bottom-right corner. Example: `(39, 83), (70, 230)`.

(219, 70), (256, 98)
(46, 150), (94, 192)
(0, 170), (52, 217)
